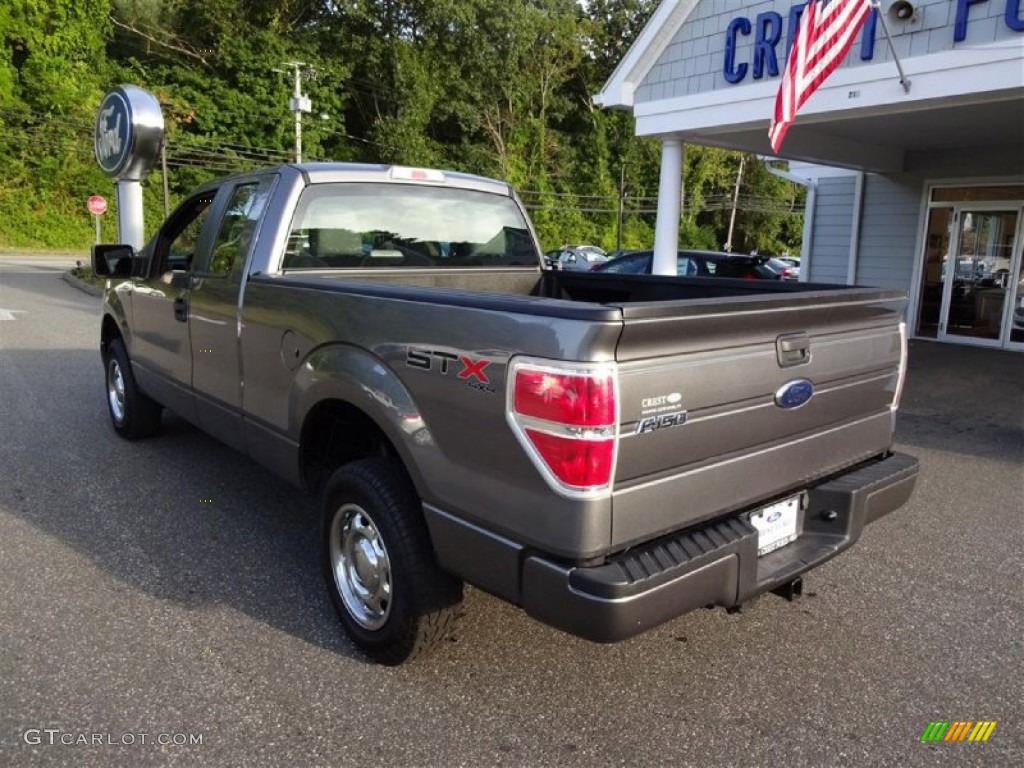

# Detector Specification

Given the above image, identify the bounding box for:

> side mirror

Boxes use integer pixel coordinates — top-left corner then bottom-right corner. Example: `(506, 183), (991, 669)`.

(92, 244), (136, 277)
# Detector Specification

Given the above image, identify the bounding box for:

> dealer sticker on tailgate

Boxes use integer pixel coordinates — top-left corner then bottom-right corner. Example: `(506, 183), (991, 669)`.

(749, 495), (801, 556)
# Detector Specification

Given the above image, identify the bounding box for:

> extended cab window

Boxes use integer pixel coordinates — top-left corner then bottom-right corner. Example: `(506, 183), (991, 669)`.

(201, 181), (272, 277)
(282, 183), (536, 269)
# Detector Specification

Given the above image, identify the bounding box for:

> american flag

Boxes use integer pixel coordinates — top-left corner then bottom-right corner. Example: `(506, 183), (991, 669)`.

(769, 0), (873, 152)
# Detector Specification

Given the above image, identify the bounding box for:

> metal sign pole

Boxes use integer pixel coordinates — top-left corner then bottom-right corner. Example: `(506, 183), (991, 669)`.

(93, 214), (101, 245)
(94, 85), (165, 248)
(115, 181), (145, 250)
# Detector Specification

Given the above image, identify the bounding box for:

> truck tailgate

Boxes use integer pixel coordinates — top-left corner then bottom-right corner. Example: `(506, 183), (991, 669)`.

(610, 288), (906, 549)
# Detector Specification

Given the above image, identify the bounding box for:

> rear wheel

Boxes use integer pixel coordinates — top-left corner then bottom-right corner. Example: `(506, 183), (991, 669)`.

(321, 458), (462, 665)
(104, 338), (162, 439)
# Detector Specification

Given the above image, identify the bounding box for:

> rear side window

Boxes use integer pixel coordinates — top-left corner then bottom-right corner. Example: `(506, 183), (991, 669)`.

(201, 180), (273, 277)
(282, 183), (537, 269)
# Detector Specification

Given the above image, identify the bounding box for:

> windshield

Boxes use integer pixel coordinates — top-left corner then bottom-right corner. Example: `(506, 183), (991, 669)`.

(282, 183), (538, 269)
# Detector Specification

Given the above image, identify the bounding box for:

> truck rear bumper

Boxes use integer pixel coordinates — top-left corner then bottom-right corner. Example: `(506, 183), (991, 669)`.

(519, 451), (919, 642)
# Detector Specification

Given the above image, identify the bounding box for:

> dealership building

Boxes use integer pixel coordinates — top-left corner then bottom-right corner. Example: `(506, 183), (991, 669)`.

(596, 0), (1024, 351)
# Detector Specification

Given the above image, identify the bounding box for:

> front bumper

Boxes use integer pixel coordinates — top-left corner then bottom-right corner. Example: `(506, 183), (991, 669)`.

(520, 451), (919, 642)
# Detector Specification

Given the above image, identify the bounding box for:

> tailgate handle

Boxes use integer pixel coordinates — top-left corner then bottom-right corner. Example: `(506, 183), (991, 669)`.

(776, 333), (810, 367)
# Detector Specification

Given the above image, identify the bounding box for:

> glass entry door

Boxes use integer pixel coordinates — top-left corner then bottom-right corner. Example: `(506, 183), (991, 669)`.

(939, 207), (1020, 346)
(1005, 218), (1024, 349)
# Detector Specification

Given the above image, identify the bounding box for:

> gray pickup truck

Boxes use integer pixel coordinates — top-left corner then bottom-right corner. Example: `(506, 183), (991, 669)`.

(92, 163), (918, 664)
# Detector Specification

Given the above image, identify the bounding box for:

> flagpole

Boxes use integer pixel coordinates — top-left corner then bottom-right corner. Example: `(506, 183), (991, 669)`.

(870, 2), (912, 93)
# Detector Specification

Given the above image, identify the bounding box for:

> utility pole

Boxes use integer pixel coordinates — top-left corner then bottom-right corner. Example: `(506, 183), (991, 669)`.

(616, 164), (626, 253)
(277, 61), (311, 163)
(724, 154), (745, 253)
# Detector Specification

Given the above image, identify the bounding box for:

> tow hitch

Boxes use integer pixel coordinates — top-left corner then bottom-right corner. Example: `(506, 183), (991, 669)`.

(770, 576), (804, 602)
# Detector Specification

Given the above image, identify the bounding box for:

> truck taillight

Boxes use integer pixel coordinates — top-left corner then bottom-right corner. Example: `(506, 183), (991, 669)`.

(507, 359), (618, 496)
(513, 368), (616, 426)
(892, 320), (908, 412)
(524, 430), (615, 488)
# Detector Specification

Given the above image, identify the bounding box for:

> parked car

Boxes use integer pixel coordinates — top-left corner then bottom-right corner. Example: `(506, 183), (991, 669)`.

(767, 257), (800, 281)
(594, 249), (780, 280)
(546, 244), (608, 271)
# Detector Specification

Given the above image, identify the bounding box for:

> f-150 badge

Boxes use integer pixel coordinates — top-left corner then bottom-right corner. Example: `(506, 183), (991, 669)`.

(636, 391), (687, 434)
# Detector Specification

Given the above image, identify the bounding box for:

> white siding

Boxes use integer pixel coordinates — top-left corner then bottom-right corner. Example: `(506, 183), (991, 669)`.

(807, 176), (854, 284)
(634, 0), (1020, 103)
(856, 175), (922, 290)
(806, 144), (1024, 291)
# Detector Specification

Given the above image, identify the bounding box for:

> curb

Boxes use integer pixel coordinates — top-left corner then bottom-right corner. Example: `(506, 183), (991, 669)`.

(62, 270), (104, 297)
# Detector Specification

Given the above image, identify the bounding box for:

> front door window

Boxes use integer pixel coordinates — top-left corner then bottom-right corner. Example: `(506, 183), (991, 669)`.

(153, 192), (217, 276)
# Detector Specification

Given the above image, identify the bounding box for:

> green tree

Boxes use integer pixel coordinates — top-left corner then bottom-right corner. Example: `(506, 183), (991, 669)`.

(0, 0), (805, 254)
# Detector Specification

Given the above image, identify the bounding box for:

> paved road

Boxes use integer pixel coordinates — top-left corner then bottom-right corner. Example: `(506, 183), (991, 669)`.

(1, 255), (1021, 767)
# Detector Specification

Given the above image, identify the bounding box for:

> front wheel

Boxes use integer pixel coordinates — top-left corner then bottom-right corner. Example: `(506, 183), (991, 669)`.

(104, 338), (162, 439)
(321, 458), (463, 665)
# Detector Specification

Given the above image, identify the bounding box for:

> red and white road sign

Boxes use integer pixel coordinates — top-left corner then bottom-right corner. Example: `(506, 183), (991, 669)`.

(87, 195), (108, 215)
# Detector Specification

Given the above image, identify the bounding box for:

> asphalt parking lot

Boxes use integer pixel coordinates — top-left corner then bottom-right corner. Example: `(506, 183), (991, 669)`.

(1, 255), (1021, 767)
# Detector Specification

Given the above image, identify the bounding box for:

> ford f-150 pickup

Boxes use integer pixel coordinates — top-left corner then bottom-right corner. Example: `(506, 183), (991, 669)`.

(92, 163), (919, 664)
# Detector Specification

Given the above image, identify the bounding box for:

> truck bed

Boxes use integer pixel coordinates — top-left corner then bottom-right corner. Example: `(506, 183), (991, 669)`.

(261, 266), (905, 556)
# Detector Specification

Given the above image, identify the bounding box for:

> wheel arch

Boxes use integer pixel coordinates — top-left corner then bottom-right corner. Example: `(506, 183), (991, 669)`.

(100, 313), (123, 357)
(292, 344), (434, 498)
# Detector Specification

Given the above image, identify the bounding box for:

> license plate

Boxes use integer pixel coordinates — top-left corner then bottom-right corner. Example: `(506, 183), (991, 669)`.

(749, 495), (801, 556)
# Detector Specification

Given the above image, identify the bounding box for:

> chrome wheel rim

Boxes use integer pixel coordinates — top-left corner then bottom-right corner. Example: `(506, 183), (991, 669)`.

(107, 357), (126, 424)
(329, 503), (392, 630)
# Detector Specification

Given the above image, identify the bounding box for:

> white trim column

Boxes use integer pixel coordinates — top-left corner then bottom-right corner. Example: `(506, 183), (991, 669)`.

(653, 139), (684, 275)
(846, 171), (866, 285)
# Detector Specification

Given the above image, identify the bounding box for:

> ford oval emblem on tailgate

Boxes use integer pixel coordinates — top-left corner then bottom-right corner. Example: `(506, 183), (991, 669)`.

(775, 379), (814, 409)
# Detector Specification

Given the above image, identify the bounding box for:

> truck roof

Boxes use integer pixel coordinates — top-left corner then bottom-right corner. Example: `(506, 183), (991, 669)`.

(198, 162), (514, 197)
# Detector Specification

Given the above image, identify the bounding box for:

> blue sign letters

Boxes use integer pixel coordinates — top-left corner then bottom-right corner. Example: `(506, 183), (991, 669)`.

(754, 12), (783, 79)
(724, 17), (751, 84)
(724, 0), (1024, 84)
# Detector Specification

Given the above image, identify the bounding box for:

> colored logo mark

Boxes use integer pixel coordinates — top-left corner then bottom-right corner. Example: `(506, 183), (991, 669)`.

(920, 721), (997, 742)
(774, 379), (814, 409)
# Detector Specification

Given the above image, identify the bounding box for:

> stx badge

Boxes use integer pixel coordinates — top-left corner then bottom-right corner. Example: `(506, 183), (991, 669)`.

(407, 348), (494, 391)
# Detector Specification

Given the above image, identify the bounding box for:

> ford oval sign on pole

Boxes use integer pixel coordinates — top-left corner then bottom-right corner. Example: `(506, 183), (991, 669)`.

(94, 85), (165, 250)
(87, 195), (107, 245)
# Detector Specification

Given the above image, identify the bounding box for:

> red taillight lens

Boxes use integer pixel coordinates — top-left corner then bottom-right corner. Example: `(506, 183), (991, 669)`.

(508, 360), (618, 494)
(524, 430), (615, 488)
(513, 369), (615, 426)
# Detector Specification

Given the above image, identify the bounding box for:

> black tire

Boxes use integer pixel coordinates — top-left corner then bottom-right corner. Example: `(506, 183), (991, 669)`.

(104, 338), (162, 439)
(321, 457), (463, 665)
